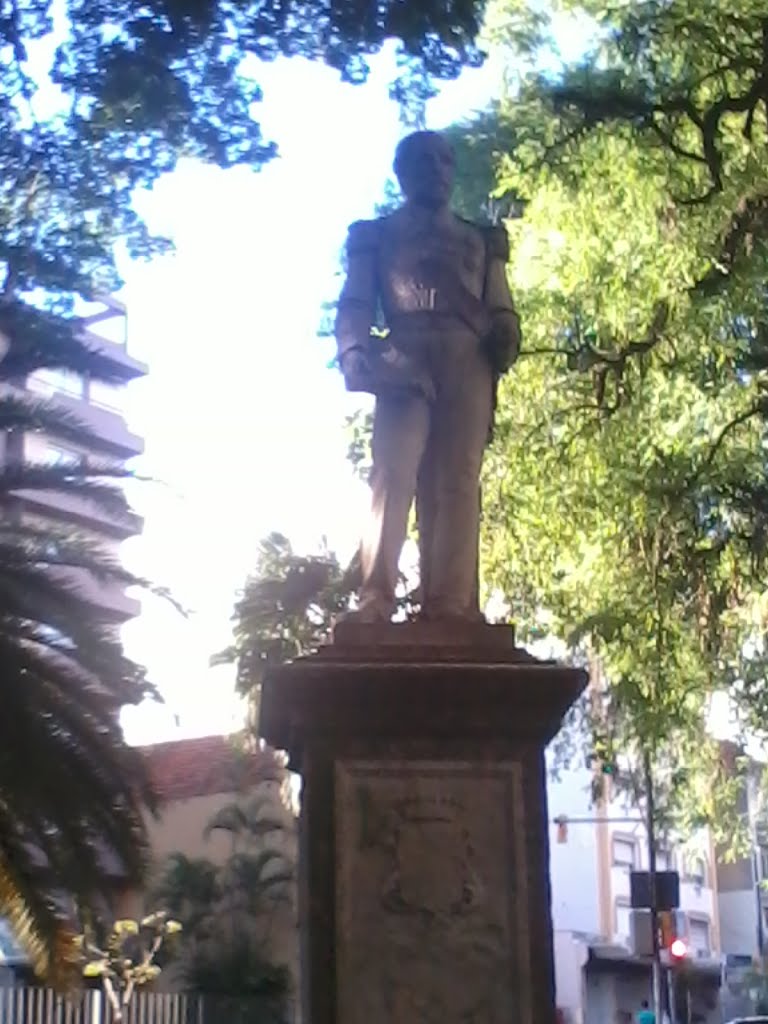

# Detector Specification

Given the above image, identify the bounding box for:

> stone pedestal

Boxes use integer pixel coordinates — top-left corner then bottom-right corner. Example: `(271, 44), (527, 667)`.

(260, 624), (587, 1024)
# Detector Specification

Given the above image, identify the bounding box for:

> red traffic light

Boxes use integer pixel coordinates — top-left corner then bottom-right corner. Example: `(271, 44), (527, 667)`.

(669, 938), (687, 960)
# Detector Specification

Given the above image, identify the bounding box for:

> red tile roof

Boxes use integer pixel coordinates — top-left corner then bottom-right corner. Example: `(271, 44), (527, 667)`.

(140, 735), (285, 802)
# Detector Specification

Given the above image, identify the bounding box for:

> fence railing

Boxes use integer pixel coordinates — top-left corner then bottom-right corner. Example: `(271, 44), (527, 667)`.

(0, 987), (288, 1024)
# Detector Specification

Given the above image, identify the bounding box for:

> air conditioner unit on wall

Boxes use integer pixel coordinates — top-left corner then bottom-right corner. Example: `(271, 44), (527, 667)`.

(631, 910), (653, 956)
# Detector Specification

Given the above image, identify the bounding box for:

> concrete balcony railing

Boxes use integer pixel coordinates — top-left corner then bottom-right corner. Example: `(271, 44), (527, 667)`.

(15, 486), (143, 541)
(39, 388), (144, 460)
(47, 564), (140, 622)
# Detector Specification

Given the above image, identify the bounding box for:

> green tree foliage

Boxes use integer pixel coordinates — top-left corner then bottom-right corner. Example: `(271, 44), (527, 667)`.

(153, 785), (295, 1023)
(215, 530), (430, 720)
(443, 0), (768, 841)
(212, 532), (356, 716)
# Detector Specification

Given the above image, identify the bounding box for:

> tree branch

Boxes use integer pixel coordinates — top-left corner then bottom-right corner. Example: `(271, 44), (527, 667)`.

(690, 193), (768, 296)
(648, 119), (707, 164)
(705, 403), (762, 466)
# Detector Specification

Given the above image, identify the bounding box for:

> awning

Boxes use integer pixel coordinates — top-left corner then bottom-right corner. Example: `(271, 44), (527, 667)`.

(587, 944), (722, 982)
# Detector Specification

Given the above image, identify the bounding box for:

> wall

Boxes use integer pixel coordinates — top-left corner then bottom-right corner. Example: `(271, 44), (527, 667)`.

(613, 970), (653, 1022)
(547, 756), (602, 936)
(144, 782), (298, 889)
(584, 970), (621, 1024)
(717, 854), (753, 892)
(719, 889), (759, 958)
(553, 931), (589, 1024)
(146, 791), (260, 866)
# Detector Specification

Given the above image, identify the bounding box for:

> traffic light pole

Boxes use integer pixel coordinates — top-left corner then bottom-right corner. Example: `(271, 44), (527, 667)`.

(644, 747), (669, 1024)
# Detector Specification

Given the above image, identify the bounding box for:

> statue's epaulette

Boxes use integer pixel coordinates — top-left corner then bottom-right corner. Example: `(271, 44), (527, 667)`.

(481, 222), (510, 261)
(345, 218), (382, 255)
(457, 217), (510, 262)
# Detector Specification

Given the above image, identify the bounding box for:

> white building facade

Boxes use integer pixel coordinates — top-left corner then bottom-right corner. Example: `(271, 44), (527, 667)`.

(547, 751), (723, 1024)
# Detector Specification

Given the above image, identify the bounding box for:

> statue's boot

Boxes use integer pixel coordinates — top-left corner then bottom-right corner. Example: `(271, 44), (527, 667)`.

(337, 590), (394, 625)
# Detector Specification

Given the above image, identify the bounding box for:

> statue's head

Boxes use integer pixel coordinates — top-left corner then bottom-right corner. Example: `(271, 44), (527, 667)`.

(394, 131), (455, 209)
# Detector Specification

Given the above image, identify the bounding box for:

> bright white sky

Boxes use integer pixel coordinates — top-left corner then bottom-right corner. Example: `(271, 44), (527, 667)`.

(114, 23), (594, 745)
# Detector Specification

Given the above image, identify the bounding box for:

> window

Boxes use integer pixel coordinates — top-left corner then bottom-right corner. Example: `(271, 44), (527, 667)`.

(45, 444), (80, 467)
(27, 367), (84, 400)
(656, 846), (674, 872)
(36, 625), (75, 650)
(42, 539), (60, 559)
(615, 900), (632, 941)
(612, 835), (638, 868)
(686, 855), (707, 887)
(759, 845), (768, 882)
(689, 917), (711, 956)
(0, 918), (24, 959)
(88, 378), (123, 413)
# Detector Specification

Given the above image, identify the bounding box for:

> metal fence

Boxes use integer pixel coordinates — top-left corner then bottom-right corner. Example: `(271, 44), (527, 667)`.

(0, 987), (286, 1024)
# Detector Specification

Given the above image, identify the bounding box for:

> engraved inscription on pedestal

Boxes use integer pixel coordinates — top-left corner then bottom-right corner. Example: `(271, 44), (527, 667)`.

(335, 761), (531, 1024)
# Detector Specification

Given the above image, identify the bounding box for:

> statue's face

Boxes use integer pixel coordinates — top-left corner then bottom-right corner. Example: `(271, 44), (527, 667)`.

(395, 132), (455, 208)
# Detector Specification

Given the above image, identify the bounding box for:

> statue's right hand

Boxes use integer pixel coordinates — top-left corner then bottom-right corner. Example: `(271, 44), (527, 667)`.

(340, 348), (371, 388)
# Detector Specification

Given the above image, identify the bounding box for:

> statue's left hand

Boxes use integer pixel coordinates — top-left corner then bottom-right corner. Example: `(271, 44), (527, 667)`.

(485, 318), (521, 374)
(340, 348), (372, 391)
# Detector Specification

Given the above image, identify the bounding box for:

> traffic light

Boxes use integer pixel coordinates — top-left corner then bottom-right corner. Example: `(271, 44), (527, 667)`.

(555, 815), (568, 844)
(659, 910), (689, 965)
(669, 938), (688, 961)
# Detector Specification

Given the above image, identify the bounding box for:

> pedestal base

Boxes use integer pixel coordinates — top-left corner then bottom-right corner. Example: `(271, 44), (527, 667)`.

(260, 625), (587, 1024)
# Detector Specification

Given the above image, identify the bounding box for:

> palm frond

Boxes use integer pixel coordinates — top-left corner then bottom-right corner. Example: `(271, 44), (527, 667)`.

(0, 521), (185, 617)
(152, 854), (219, 929)
(0, 462), (134, 522)
(204, 805), (247, 839)
(0, 831), (82, 989)
(0, 393), (104, 450)
(0, 529), (135, 580)
(225, 851), (294, 897)
(0, 343), (175, 983)
(0, 301), (131, 384)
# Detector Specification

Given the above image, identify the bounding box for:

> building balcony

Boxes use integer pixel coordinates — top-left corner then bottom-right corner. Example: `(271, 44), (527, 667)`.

(18, 373), (144, 461)
(44, 388), (144, 460)
(78, 295), (148, 380)
(47, 565), (141, 622)
(80, 327), (148, 382)
(15, 485), (143, 541)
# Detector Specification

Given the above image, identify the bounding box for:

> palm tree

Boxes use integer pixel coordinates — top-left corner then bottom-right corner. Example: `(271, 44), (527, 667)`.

(153, 792), (296, 1022)
(151, 855), (219, 935)
(0, 302), (158, 986)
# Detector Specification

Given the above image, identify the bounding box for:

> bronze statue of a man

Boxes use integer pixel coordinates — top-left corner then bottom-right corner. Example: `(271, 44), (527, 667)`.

(335, 130), (521, 624)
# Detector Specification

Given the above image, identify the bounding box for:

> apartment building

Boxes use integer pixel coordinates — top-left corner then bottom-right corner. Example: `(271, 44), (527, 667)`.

(717, 741), (768, 1018)
(548, 753), (723, 1024)
(4, 296), (147, 622)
